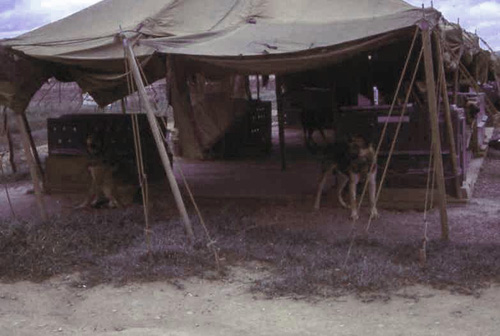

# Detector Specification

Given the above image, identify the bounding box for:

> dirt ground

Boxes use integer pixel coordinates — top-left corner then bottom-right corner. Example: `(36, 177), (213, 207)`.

(0, 270), (499, 336)
(1, 128), (500, 335)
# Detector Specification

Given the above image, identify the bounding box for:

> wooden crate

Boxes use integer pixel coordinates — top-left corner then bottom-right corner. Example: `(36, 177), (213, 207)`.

(335, 104), (467, 196)
(45, 114), (169, 192)
(213, 100), (272, 158)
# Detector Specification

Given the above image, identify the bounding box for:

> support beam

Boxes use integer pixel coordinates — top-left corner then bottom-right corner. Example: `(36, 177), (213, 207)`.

(275, 75), (286, 171)
(21, 112), (44, 181)
(123, 38), (195, 243)
(421, 25), (449, 241)
(1, 107), (16, 173)
(256, 75), (260, 100)
(245, 76), (252, 100)
(15, 111), (48, 221)
(434, 31), (462, 199)
(452, 67), (459, 105)
(120, 98), (127, 114)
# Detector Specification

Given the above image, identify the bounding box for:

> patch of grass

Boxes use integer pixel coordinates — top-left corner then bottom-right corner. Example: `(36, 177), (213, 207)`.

(1, 198), (499, 299)
(1, 156), (499, 299)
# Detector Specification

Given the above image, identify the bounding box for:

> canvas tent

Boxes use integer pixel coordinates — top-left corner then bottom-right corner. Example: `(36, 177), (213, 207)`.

(0, 0), (444, 157)
(1, 0), (481, 238)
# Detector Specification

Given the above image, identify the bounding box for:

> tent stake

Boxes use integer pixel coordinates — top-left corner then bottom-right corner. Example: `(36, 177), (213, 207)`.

(434, 31), (462, 199)
(421, 25), (449, 241)
(275, 75), (286, 171)
(124, 40), (195, 243)
(15, 111), (48, 221)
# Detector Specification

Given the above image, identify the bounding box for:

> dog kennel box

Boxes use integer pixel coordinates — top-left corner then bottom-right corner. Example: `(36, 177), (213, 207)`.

(211, 99), (272, 158)
(335, 104), (467, 196)
(45, 113), (169, 192)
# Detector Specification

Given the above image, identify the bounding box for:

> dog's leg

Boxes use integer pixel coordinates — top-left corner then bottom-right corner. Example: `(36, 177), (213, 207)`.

(99, 166), (122, 208)
(349, 172), (360, 220)
(368, 169), (379, 219)
(314, 163), (336, 210)
(104, 168), (122, 208)
(336, 172), (349, 209)
(75, 175), (97, 209)
(103, 185), (121, 208)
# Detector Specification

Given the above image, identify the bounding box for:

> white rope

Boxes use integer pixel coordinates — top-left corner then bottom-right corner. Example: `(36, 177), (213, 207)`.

(364, 46), (425, 234)
(125, 46), (220, 270)
(124, 46), (152, 254)
(342, 28), (421, 268)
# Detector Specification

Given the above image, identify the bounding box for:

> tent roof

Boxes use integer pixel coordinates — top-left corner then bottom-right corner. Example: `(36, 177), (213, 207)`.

(4, 0), (437, 61)
(0, 0), (441, 110)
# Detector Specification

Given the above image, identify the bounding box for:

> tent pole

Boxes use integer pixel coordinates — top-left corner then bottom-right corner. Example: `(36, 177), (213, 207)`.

(2, 107), (16, 173)
(123, 40), (195, 243)
(275, 75), (286, 171)
(256, 75), (260, 100)
(15, 110), (48, 221)
(434, 31), (462, 199)
(452, 67), (459, 105)
(120, 98), (127, 114)
(421, 25), (449, 241)
(21, 112), (44, 182)
(245, 76), (252, 100)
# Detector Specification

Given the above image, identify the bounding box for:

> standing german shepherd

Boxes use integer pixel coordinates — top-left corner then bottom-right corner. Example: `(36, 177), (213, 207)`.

(314, 135), (379, 220)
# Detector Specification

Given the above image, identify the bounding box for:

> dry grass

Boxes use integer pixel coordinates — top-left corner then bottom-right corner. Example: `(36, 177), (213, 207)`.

(1, 146), (499, 299)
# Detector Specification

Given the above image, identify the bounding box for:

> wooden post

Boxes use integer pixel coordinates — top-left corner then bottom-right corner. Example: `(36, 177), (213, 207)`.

(434, 32), (462, 199)
(256, 75), (260, 100)
(275, 75), (286, 171)
(452, 67), (460, 105)
(21, 112), (44, 181)
(421, 25), (450, 241)
(245, 76), (252, 100)
(123, 39), (195, 242)
(1, 107), (16, 173)
(120, 98), (127, 114)
(16, 111), (48, 221)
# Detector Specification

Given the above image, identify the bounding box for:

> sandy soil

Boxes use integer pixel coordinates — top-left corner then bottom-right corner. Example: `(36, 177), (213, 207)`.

(0, 268), (499, 336)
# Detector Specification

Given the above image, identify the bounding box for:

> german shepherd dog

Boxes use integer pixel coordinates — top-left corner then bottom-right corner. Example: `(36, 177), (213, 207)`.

(75, 132), (122, 209)
(314, 134), (379, 220)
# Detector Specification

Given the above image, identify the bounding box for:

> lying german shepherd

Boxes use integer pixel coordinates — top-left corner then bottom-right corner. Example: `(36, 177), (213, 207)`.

(75, 133), (122, 209)
(314, 135), (379, 220)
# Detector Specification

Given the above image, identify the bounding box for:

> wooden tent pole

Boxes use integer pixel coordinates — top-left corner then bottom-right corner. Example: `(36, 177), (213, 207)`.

(452, 67), (459, 105)
(21, 112), (44, 181)
(123, 39), (195, 242)
(421, 25), (450, 241)
(120, 98), (127, 114)
(275, 75), (286, 171)
(15, 110), (48, 221)
(434, 31), (462, 199)
(256, 75), (260, 100)
(2, 107), (16, 173)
